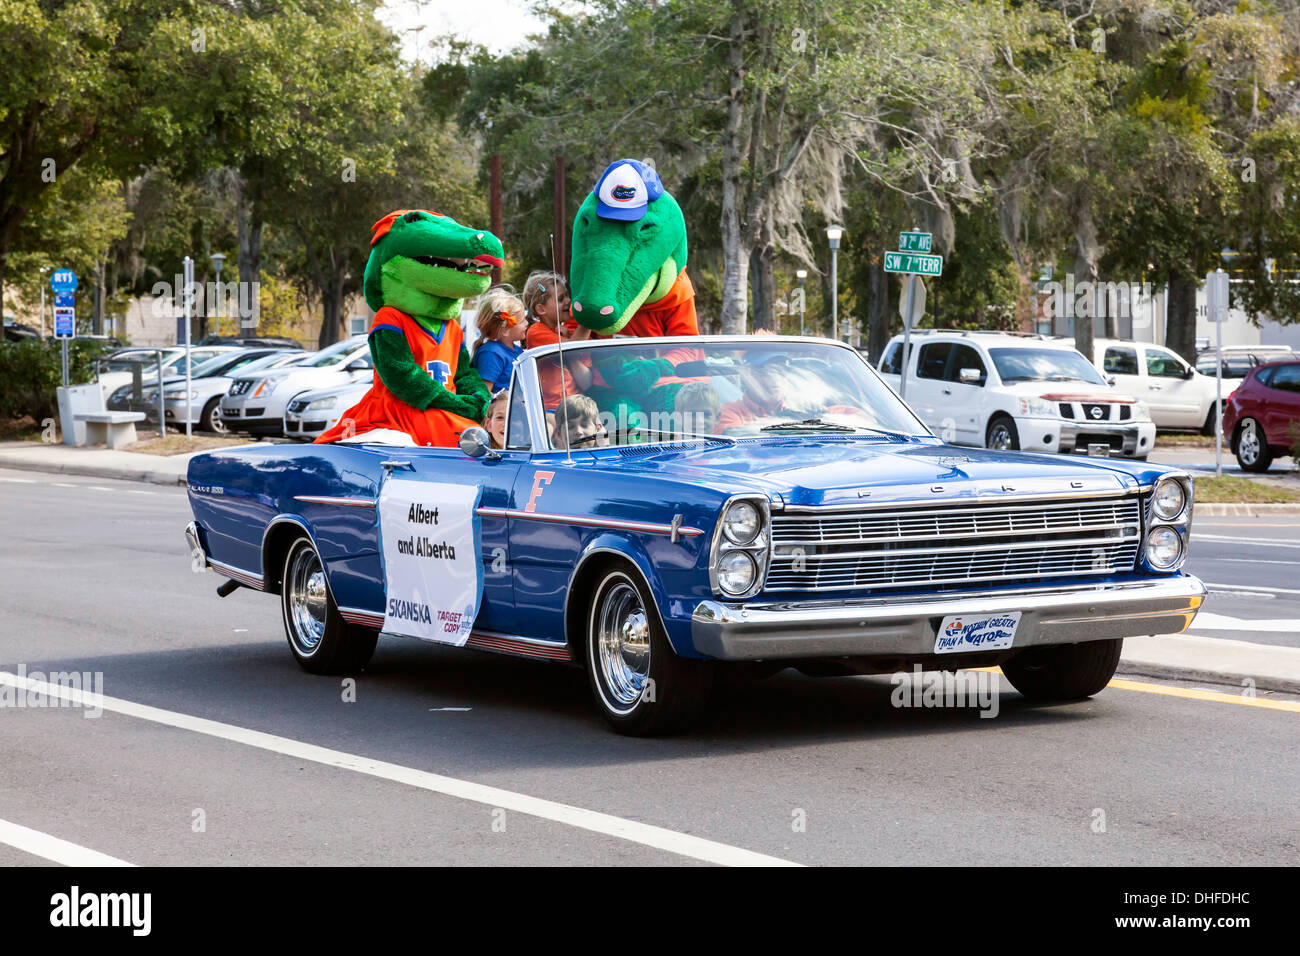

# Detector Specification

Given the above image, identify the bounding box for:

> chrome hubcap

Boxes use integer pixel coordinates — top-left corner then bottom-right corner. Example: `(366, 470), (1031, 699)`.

(287, 547), (328, 653)
(1239, 421), (1260, 464)
(596, 581), (651, 712)
(989, 425), (1012, 450)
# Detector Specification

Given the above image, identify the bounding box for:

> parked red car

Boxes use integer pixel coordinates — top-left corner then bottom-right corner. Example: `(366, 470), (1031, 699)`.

(1222, 359), (1300, 472)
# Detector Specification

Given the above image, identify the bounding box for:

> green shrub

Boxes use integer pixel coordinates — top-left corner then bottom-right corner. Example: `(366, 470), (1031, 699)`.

(0, 338), (109, 421)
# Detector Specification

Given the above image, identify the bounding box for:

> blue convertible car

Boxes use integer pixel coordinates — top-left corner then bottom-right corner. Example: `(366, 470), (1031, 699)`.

(185, 336), (1206, 734)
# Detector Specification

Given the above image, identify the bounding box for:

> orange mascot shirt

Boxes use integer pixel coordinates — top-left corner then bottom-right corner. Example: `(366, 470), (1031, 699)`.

(315, 306), (479, 446)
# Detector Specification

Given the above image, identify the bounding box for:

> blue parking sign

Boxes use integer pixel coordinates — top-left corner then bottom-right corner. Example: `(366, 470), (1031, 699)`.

(53, 291), (75, 308)
(50, 269), (78, 294)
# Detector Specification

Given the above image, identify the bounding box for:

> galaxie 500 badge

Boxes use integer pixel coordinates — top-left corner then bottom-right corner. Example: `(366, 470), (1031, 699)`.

(934, 612), (1021, 654)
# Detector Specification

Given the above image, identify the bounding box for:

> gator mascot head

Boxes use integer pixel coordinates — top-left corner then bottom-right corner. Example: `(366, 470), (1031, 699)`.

(364, 209), (505, 322)
(569, 159), (687, 334)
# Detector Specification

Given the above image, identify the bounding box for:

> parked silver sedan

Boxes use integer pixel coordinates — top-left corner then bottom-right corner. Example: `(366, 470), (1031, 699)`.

(282, 374), (374, 441)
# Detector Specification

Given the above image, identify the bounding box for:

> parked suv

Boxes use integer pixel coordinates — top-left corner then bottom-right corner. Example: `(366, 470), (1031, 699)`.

(1222, 359), (1300, 472)
(878, 331), (1155, 458)
(1085, 339), (1220, 434)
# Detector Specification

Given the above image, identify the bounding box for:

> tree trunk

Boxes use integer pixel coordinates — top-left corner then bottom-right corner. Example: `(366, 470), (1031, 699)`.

(868, 255), (889, 363)
(748, 221), (775, 331)
(320, 269), (344, 351)
(718, 7), (749, 334)
(236, 193), (263, 331)
(1071, 206), (1101, 364)
(1165, 270), (1198, 363)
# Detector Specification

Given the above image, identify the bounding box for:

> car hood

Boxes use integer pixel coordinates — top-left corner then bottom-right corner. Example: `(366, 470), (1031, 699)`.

(599, 437), (1153, 506)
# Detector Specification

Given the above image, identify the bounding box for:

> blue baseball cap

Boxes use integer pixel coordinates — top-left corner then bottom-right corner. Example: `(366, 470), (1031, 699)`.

(592, 159), (664, 221)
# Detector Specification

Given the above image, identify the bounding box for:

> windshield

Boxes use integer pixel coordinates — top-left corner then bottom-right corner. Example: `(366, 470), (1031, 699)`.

(533, 340), (928, 449)
(305, 337), (365, 367)
(989, 347), (1106, 385)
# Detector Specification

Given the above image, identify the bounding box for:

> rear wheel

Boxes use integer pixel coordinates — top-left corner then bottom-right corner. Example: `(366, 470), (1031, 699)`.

(585, 565), (712, 735)
(1002, 639), (1122, 700)
(280, 535), (377, 674)
(1233, 418), (1273, 472)
(985, 414), (1019, 451)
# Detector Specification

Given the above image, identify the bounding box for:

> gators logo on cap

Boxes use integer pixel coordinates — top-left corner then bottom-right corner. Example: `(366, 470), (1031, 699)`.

(611, 184), (638, 202)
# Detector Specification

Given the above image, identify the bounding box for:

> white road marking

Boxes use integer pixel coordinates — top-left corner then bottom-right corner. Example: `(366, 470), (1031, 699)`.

(1184, 612), (1297, 634)
(0, 476), (35, 483)
(1193, 534), (1300, 550)
(51, 482), (76, 488)
(1202, 557), (1299, 566)
(87, 486), (115, 493)
(0, 670), (799, 868)
(0, 818), (134, 867)
(1207, 582), (1300, 597)
(429, 707), (472, 712)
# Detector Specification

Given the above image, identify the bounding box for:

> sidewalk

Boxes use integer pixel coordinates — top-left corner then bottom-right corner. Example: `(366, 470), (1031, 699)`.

(1121, 634), (1300, 695)
(0, 440), (196, 485)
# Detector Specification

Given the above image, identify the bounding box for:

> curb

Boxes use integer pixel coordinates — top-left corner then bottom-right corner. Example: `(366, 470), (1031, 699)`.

(1117, 662), (1300, 696)
(0, 454), (186, 486)
(1195, 503), (1300, 515)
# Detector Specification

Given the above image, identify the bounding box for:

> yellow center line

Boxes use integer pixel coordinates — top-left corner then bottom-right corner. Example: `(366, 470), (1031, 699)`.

(964, 667), (1300, 713)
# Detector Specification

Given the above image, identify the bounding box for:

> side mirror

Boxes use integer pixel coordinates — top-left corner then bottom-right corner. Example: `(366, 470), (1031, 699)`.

(1106, 375), (1117, 387)
(1183, 365), (1195, 379)
(458, 426), (499, 460)
(959, 367), (982, 384)
(346, 358), (370, 372)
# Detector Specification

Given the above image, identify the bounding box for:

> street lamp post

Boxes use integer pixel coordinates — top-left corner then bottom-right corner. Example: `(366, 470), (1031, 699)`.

(209, 252), (226, 339)
(825, 226), (843, 339)
(39, 267), (49, 337)
(795, 269), (807, 336)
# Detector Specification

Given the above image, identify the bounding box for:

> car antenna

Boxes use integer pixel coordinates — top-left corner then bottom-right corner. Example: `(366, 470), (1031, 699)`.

(550, 232), (573, 465)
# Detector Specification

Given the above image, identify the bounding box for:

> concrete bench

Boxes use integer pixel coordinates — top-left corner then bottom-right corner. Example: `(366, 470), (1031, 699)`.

(75, 411), (147, 449)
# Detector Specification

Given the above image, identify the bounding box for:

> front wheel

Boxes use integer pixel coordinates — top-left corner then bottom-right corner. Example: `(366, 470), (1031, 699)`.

(1234, 418), (1273, 472)
(985, 414), (1019, 451)
(585, 566), (712, 735)
(201, 397), (227, 434)
(280, 536), (377, 674)
(1002, 639), (1122, 700)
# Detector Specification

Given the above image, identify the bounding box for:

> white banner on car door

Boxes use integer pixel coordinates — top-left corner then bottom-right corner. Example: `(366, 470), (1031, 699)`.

(378, 476), (483, 645)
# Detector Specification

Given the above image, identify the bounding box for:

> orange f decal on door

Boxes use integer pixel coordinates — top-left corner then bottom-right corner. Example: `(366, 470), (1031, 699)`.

(525, 471), (554, 513)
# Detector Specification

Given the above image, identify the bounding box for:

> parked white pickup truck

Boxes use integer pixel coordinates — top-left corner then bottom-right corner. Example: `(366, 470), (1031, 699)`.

(878, 331), (1156, 459)
(1081, 338), (1221, 434)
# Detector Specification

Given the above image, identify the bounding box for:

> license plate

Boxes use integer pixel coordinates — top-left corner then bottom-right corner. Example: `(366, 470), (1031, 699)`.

(934, 612), (1021, 654)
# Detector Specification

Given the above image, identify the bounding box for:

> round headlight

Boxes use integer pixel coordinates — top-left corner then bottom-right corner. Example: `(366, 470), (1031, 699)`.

(717, 550), (757, 595)
(1152, 479), (1186, 521)
(1145, 526), (1184, 570)
(723, 501), (761, 545)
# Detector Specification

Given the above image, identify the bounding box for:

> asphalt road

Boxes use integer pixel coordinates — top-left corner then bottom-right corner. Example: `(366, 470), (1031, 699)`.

(0, 467), (1296, 866)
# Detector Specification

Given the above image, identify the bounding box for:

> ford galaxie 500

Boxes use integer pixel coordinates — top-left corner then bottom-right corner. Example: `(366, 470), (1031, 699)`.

(184, 336), (1205, 735)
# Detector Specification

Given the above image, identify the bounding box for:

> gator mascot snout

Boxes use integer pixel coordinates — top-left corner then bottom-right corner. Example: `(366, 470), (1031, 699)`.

(316, 209), (503, 446)
(569, 160), (698, 337)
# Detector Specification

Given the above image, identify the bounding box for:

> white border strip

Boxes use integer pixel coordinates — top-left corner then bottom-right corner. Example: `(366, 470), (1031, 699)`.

(0, 818), (134, 867)
(0, 671), (798, 868)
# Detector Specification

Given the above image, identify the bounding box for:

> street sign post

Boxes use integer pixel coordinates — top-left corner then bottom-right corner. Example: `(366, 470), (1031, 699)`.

(898, 231), (932, 253)
(884, 251), (943, 277)
(51, 269), (78, 387)
(1206, 270), (1229, 477)
(884, 233), (943, 398)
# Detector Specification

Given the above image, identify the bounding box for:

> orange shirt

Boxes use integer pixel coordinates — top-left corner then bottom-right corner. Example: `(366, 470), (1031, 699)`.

(316, 306), (479, 446)
(527, 320), (580, 409)
(623, 270), (698, 338)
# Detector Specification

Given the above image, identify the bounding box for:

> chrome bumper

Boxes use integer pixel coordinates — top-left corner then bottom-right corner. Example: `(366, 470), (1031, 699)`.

(690, 576), (1206, 661)
(1059, 421), (1145, 454)
(185, 520), (207, 566)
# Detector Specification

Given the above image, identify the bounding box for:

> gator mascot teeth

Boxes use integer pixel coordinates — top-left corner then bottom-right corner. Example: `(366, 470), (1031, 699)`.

(316, 209), (504, 446)
(569, 159), (698, 337)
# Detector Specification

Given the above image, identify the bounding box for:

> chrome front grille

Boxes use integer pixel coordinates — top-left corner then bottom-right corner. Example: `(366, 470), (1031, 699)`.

(766, 495), (1142, 592)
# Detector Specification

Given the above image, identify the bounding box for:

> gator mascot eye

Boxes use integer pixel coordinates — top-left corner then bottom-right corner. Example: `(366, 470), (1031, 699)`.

(314, 209), (505, 448)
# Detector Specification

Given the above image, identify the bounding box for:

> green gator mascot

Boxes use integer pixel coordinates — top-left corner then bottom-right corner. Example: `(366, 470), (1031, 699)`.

(316, 209), (503, 446)
(568, 160), (704, 438)
(569, 159), (697, 338)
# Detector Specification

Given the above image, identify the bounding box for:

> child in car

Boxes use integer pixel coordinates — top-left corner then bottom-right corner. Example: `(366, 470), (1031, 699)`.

(471, 286), (527, 392)
(552, 394), (608, 449)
